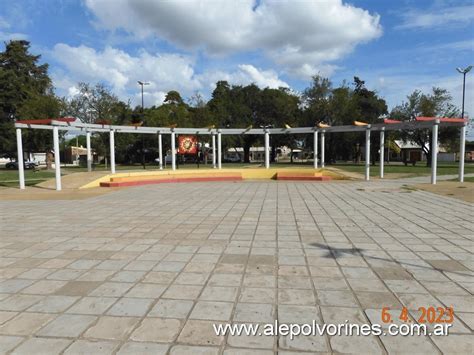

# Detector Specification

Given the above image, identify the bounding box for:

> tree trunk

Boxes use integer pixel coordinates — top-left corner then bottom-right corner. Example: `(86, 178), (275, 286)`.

(244, 144), (251, 163)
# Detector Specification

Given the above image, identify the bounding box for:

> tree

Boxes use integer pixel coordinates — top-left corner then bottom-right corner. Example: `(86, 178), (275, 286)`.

(0, 40), (61, 158)
(391, 87), (459, 166)
(66, 82), (123, 124)
(164, 90), (184, 105)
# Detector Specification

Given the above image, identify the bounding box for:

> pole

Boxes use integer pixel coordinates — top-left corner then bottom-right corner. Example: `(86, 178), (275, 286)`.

(141, 84), (144, 112)
(431, 120), (439, 184)
(264, 130), (270, 169)
(86, 131), (92, 172)
(461, 73), (466, 118)
(53, 126), (62, 191)
(379, 128), (385, 179)
(321, 131), (325, 168)
(313, 130), (318, 169)
(212, 133), (216, 168)
(16, 128), (25, 190)
(459, 124), (466, 182)
(110, 129), (116, 174)
(158, 132), (163, 170)
(171, 129), (176, 171)
(217, 130), (222, 169)
(365, 126), (371, 181)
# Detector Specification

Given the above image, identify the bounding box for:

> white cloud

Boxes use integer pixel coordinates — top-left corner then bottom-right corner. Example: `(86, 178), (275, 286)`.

(84, 0), (381, 79)
(397, 4), (474, 30)
(363, 73), (474, 139)
(51, 44), (289, 106)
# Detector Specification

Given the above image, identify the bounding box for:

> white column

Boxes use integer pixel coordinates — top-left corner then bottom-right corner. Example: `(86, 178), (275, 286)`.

(217, 130), (222, 169)
(212, 133), (216, 168)
(365, 127), (371, 181)
(171, 130), (176, 171)
(53, 126), (62, 191)
(16, 128), (25, 190)
(110, 130), (116, 174)
(431, 120), (439, 184)
(158, 132), (163, 170)
(379, 128), (385, 179)
(313, 130), (318, 169)
(264, 130), (270, 169)
(321, 131), (325, 168)
(86, 131), (92, 172)
(459, 124), (466, 182)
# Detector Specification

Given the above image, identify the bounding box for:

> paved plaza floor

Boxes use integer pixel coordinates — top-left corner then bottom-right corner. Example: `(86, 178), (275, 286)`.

(0, 180), (472, 354)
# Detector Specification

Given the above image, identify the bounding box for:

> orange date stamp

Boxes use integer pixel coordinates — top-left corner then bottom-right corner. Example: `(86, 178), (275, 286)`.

(382, 306), (454, 324)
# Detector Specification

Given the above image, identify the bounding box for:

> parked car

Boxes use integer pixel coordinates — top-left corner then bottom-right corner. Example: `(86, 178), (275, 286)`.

(154, 155), (173, 164)
(224, 155), (242, 163)
(5, 161), (38, 169)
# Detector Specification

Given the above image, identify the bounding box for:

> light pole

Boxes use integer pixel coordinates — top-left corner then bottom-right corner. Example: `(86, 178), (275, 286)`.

(137, 81), (150, 169)
(456, 67), (471, 182)
(456, 66), (472, 118)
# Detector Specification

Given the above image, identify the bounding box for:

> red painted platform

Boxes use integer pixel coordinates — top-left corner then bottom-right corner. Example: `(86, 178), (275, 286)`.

(276, 175), (332, 181)
(100, 175), (243, 187)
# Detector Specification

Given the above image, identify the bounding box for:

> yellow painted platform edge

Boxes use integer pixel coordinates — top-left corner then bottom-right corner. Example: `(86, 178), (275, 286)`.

(80, 167), (345, 189)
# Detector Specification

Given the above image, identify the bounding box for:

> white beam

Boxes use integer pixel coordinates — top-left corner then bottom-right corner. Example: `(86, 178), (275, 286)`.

(158, 132), (163, 170)
(86, 131), (92, 172)
(365, 127), (371, 181)
(217, 130), (222, 169)
(264, 130), (270, 169)
(459, 124), (466, 182)
(313, 131), (318, 169)
(431, 120), (439, 184)
(110, 130), (116, 174)
(53, 126), (62, 191)
(212, 133), (216, 168)
(16, 128), (25, 190)
(171, 130), (176, 170)
(379, 128), (384, 179)
(321, 131), (325, 168)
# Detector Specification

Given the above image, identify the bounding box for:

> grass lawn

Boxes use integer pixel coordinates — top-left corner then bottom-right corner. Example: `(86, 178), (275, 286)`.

(330, 162), (474, 177)
(0, 169), (56, 187)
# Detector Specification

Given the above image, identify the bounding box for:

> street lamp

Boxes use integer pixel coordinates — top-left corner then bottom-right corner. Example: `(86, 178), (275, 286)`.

(137, 81), (150, 169)
(137, 81), (150, 112)
(456, 66), (472, 118)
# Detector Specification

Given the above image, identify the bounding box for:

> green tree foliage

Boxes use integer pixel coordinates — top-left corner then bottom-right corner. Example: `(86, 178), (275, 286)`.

(0, 40), (62, 158)
(390, 87), (459, 166)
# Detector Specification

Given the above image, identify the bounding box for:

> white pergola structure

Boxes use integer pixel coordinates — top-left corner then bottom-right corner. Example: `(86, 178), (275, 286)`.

(14, 116), (467, 190)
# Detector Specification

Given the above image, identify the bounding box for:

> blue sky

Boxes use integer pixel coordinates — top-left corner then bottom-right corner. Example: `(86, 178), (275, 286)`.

(0, 0), (473, 136)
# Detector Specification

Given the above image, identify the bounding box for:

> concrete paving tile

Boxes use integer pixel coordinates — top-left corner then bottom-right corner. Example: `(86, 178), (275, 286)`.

(27, 295), (79, 313)
(278, 289), (316, 306)
(190, 301), (234, 321)
(106, 298), (154, 317)
(11, 337), (71, 354)
(0, 312), (55, 335)
(177, 319), (224, 346)
(234, 302), (274, 323)
(83, 316), (140, 340)
(200, 286), (239, 302)
(0, 335), (24, 353)
(55, 281), (102, 296)
(317, 290), (358, 307)
(66, 296), (118, 315)
(130, 318), (182, 342)
(148, 299), (194, 318)
(37, 314), (96, 337)
(63, 339), (118, 354)
(170, 345), (219, 355)
(0, 295), (44, 312)
(117, 342), (169, 355)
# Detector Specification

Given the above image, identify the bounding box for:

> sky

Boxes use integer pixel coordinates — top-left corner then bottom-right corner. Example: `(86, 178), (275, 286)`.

(0, 0), (473, 136)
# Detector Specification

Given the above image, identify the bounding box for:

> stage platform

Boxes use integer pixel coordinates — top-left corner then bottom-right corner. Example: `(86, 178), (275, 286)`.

(79, 168), (344, 188)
